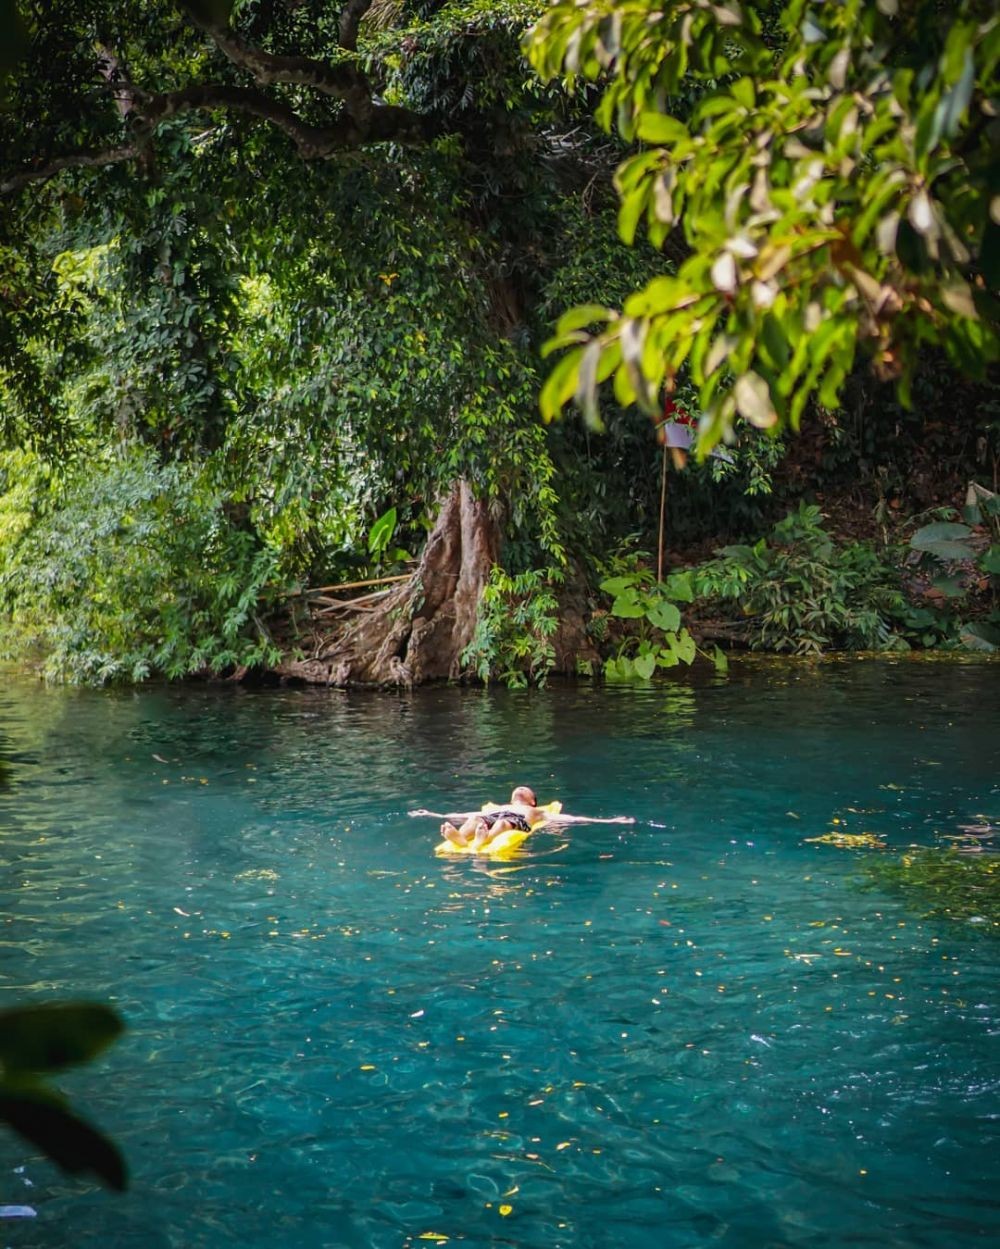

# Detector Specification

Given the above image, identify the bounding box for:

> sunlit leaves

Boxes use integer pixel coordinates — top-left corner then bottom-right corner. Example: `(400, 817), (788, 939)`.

(528, 0), (1000, 453)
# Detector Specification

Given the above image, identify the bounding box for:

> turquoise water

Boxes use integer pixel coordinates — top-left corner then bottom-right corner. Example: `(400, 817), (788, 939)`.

(0, 663), (998, 1248)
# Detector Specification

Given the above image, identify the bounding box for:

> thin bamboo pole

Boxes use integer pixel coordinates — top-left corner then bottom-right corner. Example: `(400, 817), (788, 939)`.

(657, 436), (668, 584)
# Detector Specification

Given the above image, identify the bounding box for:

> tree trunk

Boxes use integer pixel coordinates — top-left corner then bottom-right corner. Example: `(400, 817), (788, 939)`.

(274, 479), (499, 686)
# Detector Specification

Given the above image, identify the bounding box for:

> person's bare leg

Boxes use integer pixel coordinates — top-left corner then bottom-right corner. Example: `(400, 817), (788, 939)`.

(442, 815), (483, 847)
(474, 816), (514, 850)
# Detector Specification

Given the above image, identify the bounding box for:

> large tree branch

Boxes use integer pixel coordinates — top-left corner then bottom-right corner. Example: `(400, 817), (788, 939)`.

(1, 145), (141, 195)
(179, 2), (375, 123)
(339, 0), (377, 53)
(142, 83), (434, 153)
(1, 82), (436, 196)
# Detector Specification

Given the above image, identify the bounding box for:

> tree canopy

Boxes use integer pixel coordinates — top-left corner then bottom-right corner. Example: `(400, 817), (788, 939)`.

(528, 0), (999, 449)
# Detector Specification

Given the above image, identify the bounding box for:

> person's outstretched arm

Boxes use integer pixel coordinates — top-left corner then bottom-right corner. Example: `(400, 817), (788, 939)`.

(408, 808), (479, 820)
(545, 812), (635, 825)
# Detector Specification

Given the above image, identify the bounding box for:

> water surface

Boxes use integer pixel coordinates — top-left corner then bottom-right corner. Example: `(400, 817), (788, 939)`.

(0, 662), (998, 1248)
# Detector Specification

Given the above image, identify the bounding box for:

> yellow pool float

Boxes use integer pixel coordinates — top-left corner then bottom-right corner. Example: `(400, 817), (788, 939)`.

(435, 801), (562, 859)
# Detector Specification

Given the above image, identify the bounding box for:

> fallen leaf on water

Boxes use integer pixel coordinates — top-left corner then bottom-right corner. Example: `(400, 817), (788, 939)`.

(556, 1141), (571, 1150)
(499, 1205), (513, 1217)
(417, 1233), (449, 1242)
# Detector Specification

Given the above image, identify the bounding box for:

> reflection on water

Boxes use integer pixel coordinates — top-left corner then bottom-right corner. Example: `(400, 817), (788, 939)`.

(0, 663), (998, 1249)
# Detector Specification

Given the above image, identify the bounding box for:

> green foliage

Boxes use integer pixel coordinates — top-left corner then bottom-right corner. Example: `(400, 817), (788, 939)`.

(600, 568), (727, 677)
(462, 566), (561, 687)
(0, 1002), (126, 1190)
(528, 0), (1000, 450)
(366, 506), (411, 567)
(865, 848), (1000, 930)
(904, 492), (1000, 651)
(0, 447), (281, 683)
(693, 503), (907, 653)
(910, 520), (979, 562)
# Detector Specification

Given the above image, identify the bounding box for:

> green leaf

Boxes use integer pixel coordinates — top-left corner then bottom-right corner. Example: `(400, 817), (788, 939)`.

(910, 523), (975, 561)
(0, 1004), (124, 1074)
(981, 546), (1000, 575)
(618, 183), (648, 247)
(556, 304), (613, 335)
(599, 575), (639, 594)
(662, 571), (694, 602)
(674, 629), (697, 665)
(911, 523), (971, 544)
(604, 655), (635, 680)
(646, 600), (681, 632)
(539, 347), (582, 421)
(915, 540), (976, 561)
(633, 652), (656, 679)
(0, 1087), (126, 1191)
(611, 593), (646, 619)
(367, 507), (397, 557)
(635, 113), (689, 145)
(712, 645), (729, 674)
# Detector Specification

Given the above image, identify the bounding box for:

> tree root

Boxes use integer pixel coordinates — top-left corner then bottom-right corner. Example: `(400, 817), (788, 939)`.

(273, 479), (499, 687)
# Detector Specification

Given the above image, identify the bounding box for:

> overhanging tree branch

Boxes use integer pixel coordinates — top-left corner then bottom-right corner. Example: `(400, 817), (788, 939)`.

(3, 84), (437, 197)
(1, 145), (142, 196)
(2, 5), (440, 198)
(179, 2), (375, 123)
(339, 0), (377, 53)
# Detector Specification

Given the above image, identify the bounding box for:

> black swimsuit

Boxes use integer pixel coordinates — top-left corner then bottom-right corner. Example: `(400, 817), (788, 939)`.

(489, 809), (531, 832)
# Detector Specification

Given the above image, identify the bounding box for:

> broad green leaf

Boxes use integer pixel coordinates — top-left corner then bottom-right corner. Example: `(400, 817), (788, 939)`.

(674, 629), (697, 665)
(604, 655), (635, 680)
(611, 593), (646, 619)
(914, 539), (977, 561)
(633, 652), (656, 679)
(646, 600), (681, 632)
(599, 575), (639, 594)
(663, 571), (694, 602)
(910, 523), (974, 560)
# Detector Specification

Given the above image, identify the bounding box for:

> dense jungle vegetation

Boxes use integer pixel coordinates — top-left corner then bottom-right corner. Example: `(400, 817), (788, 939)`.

(1, 0), (998, 686)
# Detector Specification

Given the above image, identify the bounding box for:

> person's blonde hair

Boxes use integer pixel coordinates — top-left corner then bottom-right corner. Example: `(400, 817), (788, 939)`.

(511, 785), (537, 806)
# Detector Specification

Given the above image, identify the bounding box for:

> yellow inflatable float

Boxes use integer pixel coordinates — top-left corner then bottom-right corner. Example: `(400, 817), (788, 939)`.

(434, 801), (562, 859)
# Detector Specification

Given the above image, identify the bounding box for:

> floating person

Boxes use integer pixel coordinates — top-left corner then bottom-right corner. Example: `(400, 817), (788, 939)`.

(408, 785), (634, 857)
